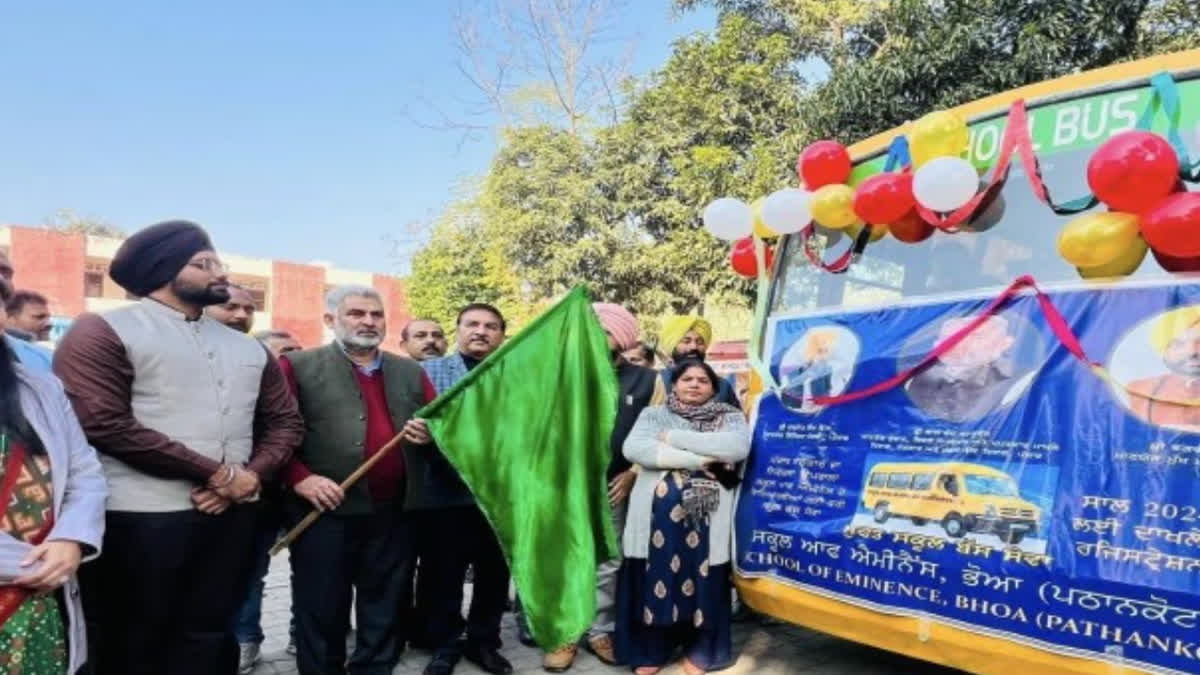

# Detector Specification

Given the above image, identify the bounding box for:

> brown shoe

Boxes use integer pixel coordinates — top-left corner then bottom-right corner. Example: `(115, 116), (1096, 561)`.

(585, 634), (618, 666)
(543, 644), (578, 673)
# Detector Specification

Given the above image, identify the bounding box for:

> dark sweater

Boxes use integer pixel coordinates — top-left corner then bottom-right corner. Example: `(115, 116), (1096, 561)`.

(610, 362), (659, 479)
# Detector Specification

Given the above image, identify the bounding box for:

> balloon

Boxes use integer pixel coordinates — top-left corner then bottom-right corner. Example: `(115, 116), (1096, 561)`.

(1057, 211), (1141, 268)
(888, 209), (935, 243)
(760, 188), (813, 235)
(910, 110), (969, 167)
(1153, 247), (1200, 273)
(1140, 192), (1200, 258)
(751, 198), (777, 238)
(1087, 131), (1180, 212)
(853, 173), (915, 225)
(702, 197), (753, 241)
(912, 157), (979, 212)
(730, 237), (773, 278)
(1077, 237), (1147, 280)
(849, 222), (888, 243)
(810, 184), (858, 230)
(797, 141), (851, 189)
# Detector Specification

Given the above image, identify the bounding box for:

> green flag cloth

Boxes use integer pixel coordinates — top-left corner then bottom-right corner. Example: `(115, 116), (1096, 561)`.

(416, 286), (620, 649)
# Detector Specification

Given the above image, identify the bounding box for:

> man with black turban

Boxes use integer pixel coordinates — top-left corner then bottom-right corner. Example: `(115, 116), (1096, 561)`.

(52, 220), (304, 675)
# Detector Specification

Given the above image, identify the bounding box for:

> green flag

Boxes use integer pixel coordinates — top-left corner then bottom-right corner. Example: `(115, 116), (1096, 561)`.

(417, 286), (620, 649)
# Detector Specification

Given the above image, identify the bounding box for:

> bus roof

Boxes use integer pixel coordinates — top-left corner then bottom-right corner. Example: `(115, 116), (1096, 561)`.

(869, 462), (1011, 477)
(846, 48), (1200, 164)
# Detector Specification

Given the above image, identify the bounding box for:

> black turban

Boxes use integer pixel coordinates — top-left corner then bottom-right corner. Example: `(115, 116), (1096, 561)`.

(109, 220), (216, 297)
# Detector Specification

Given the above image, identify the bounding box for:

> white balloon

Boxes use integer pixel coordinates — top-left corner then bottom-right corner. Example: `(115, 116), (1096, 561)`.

(912, 157), (979, 212)
(761, 188), (813, 234)
(702, 197), (754, 241)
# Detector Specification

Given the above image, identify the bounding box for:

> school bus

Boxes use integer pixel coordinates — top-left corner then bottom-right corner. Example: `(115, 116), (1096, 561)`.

(735, 49), (1200, 675)
(862, 462), (1041, 544)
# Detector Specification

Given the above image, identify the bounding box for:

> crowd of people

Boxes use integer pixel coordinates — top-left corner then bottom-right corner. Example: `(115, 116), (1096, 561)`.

(0, 219), (752, 675)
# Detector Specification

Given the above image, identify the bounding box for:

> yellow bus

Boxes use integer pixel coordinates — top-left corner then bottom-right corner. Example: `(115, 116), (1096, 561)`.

(737, 49), (1200, 675)
(862, 461), (1041, 544)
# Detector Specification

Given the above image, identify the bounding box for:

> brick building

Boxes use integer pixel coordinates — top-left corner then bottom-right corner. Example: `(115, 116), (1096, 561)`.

(0, 225), (411, 352)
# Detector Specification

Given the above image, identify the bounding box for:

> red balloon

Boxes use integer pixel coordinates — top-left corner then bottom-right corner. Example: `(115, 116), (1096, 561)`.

(853, 173), (915, 225)
(797, 140), (851, 189)
(1152, 247), (1200, 273)
(1087, 131), (1180, 212)
(730, 237), (774, 277)
(888, 209), (935, 244)
(1140, 192), (1200, 258)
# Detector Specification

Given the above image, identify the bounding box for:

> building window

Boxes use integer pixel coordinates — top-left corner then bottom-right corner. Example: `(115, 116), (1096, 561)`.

(84, 260), (108, 298)
(84, 271), (104, 298)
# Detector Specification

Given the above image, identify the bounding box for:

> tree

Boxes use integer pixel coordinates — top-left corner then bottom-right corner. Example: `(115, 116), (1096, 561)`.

(43, 208), (125, 238)
(676, 0), (1200, 142)
(410, 13), (811, 322)
(411, 0), (1200, 334)
(406, 198), (549, 333)
(407, 0), (635, 144)
(593, 13), (808, 314)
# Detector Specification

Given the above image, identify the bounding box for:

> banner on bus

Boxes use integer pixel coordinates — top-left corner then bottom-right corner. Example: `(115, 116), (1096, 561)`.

(736, 279), (1200, 674)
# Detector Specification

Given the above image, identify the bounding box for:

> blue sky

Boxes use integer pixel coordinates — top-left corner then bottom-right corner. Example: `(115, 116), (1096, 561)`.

(0, 2), (714, 275)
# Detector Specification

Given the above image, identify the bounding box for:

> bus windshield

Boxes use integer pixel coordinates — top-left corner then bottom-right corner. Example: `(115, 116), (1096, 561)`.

(964, 474), (1019, 497)
(770, 73), (1200, 315)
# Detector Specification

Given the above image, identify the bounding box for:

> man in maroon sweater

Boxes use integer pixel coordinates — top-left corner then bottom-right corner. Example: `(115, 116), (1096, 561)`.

(279, 285), (435, 675)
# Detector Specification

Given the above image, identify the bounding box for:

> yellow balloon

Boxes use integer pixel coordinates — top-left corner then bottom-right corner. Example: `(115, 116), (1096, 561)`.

(1077, 237), (1148, 280)
(850, 222), (889, 243)
(910, 110), (969, 168)
(752, 197), (778, 238)
(1057, 211), (1141, 268)
(811, 184), (857, 230)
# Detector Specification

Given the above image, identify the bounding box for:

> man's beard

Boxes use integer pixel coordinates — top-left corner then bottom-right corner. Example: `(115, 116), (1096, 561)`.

(418, 342), (443, 357)
(172, 278), (229, 307)
(227, 318), (252, 334)
(336, 323), (382, 350)
(672, 348), (705, 362)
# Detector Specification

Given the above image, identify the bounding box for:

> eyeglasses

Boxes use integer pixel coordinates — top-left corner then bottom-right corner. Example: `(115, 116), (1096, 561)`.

(188, 258), (229, 275)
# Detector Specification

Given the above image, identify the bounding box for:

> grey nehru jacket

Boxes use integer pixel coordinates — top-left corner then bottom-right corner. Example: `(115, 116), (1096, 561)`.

(53, 298), (302, 512)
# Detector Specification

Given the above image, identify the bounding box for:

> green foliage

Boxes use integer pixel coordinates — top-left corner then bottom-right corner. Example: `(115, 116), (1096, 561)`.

(410, 0), (1200, 336)
(677, 0), (1200, 142)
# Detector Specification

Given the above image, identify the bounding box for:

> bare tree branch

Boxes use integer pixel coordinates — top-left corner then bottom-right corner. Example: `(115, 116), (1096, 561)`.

(409, 0), (637, 140)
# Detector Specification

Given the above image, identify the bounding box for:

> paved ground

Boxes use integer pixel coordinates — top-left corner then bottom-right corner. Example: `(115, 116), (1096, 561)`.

(251, 553), (962, 674)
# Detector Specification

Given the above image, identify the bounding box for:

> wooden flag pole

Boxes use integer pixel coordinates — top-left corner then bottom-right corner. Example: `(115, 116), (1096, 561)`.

(269, 432), (408, 556)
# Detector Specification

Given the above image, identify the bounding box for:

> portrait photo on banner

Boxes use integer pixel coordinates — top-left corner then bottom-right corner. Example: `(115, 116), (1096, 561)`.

(899, 311), (1050, 424)
(778, 325), (858, 413)
(1108, 305), (1200, 434)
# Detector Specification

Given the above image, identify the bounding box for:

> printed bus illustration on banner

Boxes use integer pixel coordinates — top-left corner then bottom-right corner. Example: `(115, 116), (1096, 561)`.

(861, 461), (1041, 545)
(732, 49), (1200, 675)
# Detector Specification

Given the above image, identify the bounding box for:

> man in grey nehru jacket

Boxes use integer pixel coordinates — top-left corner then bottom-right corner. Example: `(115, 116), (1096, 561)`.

(53, 220), (303, 675)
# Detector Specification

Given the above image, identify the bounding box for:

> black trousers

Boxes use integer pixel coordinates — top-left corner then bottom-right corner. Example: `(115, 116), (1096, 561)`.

(290, 503), (414, 675)
(422, 505), (510, 657)
(81, 507), (256, 675)
(405, 517), (437, 648)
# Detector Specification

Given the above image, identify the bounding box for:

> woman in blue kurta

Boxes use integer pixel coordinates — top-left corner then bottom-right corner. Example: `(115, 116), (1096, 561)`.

(617, 360), (750, 675)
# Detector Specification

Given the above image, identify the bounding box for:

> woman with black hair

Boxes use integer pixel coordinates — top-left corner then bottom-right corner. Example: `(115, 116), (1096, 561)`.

(0, 331), (107, 674)
(616, 359), (750, 675)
